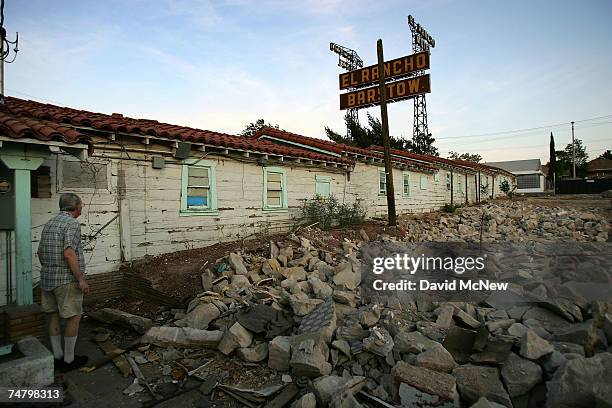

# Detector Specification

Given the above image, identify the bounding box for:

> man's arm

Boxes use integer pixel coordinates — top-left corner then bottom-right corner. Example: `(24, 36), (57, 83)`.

(64, 247), (89, 294)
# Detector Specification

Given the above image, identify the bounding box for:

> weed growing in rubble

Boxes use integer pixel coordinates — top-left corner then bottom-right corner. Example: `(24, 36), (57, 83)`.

(301, 195), (367, 229)
(442, 203), (461, 213)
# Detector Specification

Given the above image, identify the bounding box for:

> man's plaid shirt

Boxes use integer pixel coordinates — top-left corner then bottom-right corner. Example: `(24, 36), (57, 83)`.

(38, 211), (86, 291)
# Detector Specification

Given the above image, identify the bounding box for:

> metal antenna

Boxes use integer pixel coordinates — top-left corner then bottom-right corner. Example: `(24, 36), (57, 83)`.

(0, 0), (20, 104)
(407, 15), (434, 144)
(330, 42), (363, 130)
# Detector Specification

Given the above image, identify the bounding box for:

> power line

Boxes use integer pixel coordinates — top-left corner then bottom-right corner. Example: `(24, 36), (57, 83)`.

(436, 114), (612, 140)
(438, 121), (612, 147)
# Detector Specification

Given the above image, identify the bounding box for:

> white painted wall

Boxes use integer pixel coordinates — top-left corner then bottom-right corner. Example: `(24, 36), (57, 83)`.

(24, 148), (516, 285)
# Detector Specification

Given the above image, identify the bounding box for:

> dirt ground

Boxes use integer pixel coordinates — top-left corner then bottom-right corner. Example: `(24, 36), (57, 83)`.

(119, 221), (403, 304)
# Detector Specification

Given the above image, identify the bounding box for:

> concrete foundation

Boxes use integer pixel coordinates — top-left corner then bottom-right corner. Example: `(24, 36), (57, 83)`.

(0, 335), (53, 387)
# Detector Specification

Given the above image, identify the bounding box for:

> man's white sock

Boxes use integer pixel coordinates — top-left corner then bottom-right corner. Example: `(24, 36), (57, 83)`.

(50, 335), (63, 359)
(64, 336), (77, 364)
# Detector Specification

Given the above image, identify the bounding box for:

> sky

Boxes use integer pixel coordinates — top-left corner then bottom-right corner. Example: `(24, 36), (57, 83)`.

(4, 0), (612, 162)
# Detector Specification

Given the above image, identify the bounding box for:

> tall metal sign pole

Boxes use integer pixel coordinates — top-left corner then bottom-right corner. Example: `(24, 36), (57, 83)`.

(571, 121), (576, 178)
(407, 15), (435, 141)
(377, 39), (396, 226)
(335, 29), (432, 227)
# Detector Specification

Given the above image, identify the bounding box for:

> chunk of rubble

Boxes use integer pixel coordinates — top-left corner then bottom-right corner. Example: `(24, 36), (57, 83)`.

(393, 361), (458, 406)
(415, 343), (458, 373)
(237, 342), (268, 363)
(436, 304), (455, 329)
(358, 304), (381, 327)
(88, 308), (153, 334)
(228, 252), (248, 275)
(453, 308), (481, 329)
(309, 276), (333, 299)
(290, 333), (332, 378)
(312, 375), (366, 407)
(333, 259), (361, 290)
(519, 330), (553, 360)
(282, 266), (307, 281)
(268, 336), (291, 371)
(469, 397), (508, 408)
(362, 327), (394, 358)
(288, 293), (324, 316)
(394, 330), (439, 354)
(141, 326), (223, 348)
(453, 365), (511, 407)
(175, 302), (220, 330)
(298, 299), (336, 344)
(217, 322), (253, 355)
(500, 352), (542, 397)
(291, 392), (317, 408)
(546, 352), (612, 408)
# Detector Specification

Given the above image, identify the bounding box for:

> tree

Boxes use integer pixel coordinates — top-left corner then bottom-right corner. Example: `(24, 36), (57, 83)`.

(240, 119), (281, 137)
(324, 113), (405, 149)
(405, 132), (439, 156)
(548, 132), (557, 180)
(556, 138), (589, 178)
(599, 150), (612, 160)
(448, 151), (483, 163)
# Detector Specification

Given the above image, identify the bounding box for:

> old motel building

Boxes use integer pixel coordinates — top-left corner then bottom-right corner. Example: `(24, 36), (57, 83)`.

(0, 97), (513, 336)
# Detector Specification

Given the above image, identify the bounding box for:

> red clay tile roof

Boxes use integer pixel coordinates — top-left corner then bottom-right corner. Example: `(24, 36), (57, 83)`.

(256, 127), (436, 173)
(368, 146), (515, 176)
(0, 97), (351, 165)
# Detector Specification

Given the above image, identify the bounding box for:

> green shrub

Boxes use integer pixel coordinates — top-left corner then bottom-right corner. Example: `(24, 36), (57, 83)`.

(442, 203), (460, 213)
(301, 195), (367, 229)
(499, 180), (514, 198)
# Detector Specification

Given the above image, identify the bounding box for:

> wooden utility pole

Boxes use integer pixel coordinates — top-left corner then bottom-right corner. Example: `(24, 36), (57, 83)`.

(377, 39), (396, 226)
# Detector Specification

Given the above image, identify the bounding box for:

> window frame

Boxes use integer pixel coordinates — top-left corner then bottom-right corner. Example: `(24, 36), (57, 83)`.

(402, 172), (411, 198)
(378, 169), (387, 196)
(458, 178), (463, 192)
(263, 167), (288, 211)
(180, 159), (218, 216)
(434, 172), (440, 182)
(446, 172), (452, 191)
(315, 175), (332, 198)
(420, 174), (428, 190)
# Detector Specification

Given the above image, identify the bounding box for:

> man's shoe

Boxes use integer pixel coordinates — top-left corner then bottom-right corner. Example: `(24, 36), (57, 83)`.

(54, 358), (66, 370)
(61, 355), (89, 372)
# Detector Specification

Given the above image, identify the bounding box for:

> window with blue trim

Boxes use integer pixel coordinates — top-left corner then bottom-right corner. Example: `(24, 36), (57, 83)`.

(402, 172), (410, 197)
(315, 175), (332, 198)
(181, 161), (217, 214)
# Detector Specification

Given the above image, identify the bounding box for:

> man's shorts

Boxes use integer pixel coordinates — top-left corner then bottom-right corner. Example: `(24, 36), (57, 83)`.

(41, 282), (83, 318)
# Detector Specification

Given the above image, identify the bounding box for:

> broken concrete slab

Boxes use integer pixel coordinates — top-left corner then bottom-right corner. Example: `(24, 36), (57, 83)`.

(0, 336), (54, 387)
(519, 330), (554, 360)
(333, 260), (361, 290)
(237, 342), (268, 363)
(546, 352), (612, 408)
(288, 293), (324, 316)
(392, 361), (458, 405)
(141, 327), (223, 348)
(88, 308), (153, 334)
(309, 276), (333, 299)
(454, 307), (481, 329)
(290, 333), (332, 378)
(500, 352), (543, 397)
(175, 302), (220, 330)
(415, 343), (458, 373)
(228, 252), (248, 275)
(268, 336), (291, 371)
(443, 326), (477, 364)
(394, 330), (439, 354)
(469, 397), (507, 408)
(453, 365), (511, 407)
(217, 322), (253, 355)
(312, 375), (366, 407)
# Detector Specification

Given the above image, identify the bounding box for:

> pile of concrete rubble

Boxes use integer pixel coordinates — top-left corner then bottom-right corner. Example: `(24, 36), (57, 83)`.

(92, 217), (612, 408)
(400, 201), (609, 243)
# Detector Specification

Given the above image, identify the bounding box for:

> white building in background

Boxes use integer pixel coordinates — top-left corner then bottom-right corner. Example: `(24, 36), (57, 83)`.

(485, 159), (546, 193)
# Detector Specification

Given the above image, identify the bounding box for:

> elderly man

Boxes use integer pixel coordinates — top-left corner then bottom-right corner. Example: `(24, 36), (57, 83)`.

(38, 193), (90, 370)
